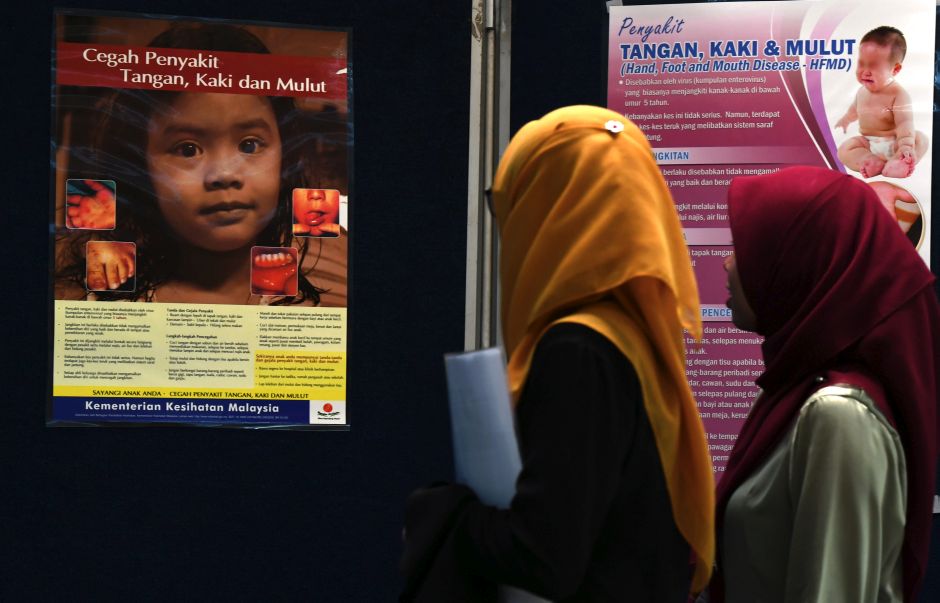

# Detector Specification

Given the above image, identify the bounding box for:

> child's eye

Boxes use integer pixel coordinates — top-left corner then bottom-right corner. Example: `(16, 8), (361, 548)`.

(239, 137), (266, 154)
(172, 142), (201, 158)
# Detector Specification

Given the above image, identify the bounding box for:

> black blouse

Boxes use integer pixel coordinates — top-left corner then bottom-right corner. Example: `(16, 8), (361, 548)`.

(401, 323), (691, 602)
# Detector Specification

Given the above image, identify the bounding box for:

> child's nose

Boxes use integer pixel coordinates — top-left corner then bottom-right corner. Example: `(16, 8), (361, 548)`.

(204, 153), (244, 190)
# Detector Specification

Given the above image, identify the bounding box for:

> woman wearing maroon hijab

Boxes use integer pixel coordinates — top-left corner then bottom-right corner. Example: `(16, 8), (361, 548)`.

(713, 166), (938, 602)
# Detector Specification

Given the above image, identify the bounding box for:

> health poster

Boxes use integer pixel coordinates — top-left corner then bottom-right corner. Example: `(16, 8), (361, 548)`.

(50, 11), (351, 428)
(608, 0), (934, 474)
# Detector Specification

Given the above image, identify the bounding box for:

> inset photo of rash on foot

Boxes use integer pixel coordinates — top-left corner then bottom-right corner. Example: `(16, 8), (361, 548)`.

(251, 246), (299, 296)
(85, 241), (135, 292)
(66, 179), (116, 230)
(292, 188), (342, 237)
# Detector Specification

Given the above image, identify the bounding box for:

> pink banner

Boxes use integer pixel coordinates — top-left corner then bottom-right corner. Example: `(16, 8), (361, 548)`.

(609, 1), (934, 477)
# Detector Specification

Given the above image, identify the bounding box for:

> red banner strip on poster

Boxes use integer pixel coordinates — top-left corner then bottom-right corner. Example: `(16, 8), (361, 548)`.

(56, 42), (348, 100)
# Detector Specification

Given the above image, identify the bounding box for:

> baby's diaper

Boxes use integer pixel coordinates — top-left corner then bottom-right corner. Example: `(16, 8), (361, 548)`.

(865, 135), (897, 160)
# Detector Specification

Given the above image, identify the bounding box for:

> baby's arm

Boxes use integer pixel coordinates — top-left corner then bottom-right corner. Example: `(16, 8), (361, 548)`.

(834, 90), (859, 133)
(892, 87), (916, 159)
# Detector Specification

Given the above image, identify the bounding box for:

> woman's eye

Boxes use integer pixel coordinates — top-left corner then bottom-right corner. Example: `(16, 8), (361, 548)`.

(172, 142), (200, 158)
(239, 138), (265, 154)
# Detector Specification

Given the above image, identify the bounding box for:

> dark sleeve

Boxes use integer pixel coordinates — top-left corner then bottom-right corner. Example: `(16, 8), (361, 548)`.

(455, 323), (641, 600)
(400, 484), (495, 603)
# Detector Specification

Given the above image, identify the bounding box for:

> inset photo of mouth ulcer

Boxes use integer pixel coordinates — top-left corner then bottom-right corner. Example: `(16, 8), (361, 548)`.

(250, 247), (299, 296)
(292, 188), (341, 237)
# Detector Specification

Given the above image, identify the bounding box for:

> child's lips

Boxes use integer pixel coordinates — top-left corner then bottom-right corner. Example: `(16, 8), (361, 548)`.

(253, 251), (296, 268)
(201, 201), (254, 214)
(305, 210), (326, 226)
(252, 251), (298, 295)
(200, 201), (255, 224)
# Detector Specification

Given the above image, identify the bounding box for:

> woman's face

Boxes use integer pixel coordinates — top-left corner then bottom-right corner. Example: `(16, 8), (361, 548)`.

(146, 93), (282, 252)
(724, 252), (758, 332)
(292, 188), (340, 235)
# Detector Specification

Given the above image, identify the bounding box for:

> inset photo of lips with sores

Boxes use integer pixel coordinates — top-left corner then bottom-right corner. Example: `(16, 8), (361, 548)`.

(292, 188), (341, 237)
(251, 246), (299, 296)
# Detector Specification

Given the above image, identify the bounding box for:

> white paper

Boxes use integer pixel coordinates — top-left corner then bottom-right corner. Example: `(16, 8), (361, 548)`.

(444, 347), (521, 507)
(444, 347), (551, 603)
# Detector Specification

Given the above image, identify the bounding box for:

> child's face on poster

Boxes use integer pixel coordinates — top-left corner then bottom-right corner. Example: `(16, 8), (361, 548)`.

(856, 42), (901, 92)
(146, 93), (282, 252)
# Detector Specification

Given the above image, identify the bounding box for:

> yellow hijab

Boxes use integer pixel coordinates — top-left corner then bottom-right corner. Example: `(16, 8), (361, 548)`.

(491, 105), (714, 591)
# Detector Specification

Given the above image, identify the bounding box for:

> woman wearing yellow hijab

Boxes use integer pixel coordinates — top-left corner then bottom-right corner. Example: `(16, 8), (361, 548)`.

(401, 106), (714, 602)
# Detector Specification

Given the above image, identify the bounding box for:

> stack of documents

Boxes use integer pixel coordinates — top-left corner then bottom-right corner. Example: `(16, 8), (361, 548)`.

(444, 347), (550, 603)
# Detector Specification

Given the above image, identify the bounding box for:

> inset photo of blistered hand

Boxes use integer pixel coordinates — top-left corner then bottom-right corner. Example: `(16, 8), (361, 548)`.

(85, 241), (135, 291)
(866, 180), (924, 247)
(292, 188), (342, 237)
(251, 247), (298, 296)
(67, 179), (116, 230)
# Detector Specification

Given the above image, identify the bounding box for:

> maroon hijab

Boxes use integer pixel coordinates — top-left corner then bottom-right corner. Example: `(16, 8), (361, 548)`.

(714, 166), (939, 602)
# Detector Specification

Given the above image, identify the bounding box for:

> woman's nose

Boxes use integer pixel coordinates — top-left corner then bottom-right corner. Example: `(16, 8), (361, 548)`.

(204, 152), (244, 190)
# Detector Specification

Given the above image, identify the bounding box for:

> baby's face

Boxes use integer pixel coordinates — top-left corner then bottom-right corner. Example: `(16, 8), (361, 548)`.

(292, 189), (340, 235)
(146, 93), (282, 252)
(855, 42), (900, 92)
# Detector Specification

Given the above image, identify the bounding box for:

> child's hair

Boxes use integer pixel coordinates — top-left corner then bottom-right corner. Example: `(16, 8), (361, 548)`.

(57, 22), (326, 305)
(861, 26), (906, 63)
